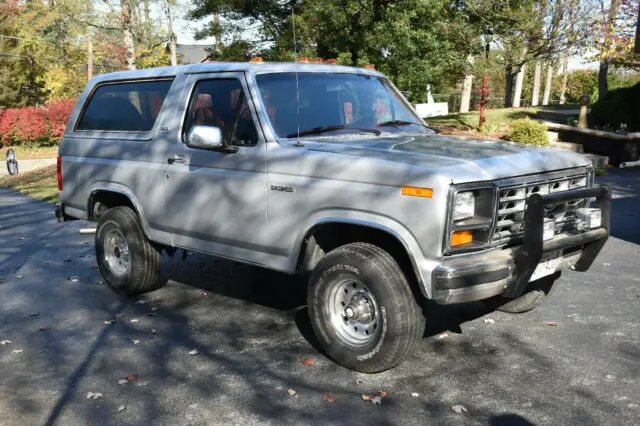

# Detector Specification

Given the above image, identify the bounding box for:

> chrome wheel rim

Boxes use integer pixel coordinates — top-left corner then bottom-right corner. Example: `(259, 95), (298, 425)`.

(103, 229), (130, 277)
(6, 149), (18, 175)
(327, 278), (380, 347)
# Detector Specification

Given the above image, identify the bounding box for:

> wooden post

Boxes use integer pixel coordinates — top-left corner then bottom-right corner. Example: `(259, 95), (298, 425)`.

(87, 38), (93, 81)
(578, 94), (589, 129)
(479, 74), (487, 131)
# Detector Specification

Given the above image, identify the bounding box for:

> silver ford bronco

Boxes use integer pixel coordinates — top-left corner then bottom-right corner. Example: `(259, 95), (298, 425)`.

(56, 62), (610, 373)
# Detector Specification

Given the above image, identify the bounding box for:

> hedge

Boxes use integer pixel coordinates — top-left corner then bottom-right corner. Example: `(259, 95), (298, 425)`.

(590, 82), (640, 132)
(0, 99), (75, 147)
(506, 118), (549, 146)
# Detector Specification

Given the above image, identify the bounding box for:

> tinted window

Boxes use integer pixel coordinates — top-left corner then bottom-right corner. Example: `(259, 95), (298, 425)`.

(77, 80), (173, 131)
(184, 79), (258, 147)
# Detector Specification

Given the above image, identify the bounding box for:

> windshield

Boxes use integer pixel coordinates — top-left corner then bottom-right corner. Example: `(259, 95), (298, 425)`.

(254, 72), (427, 139)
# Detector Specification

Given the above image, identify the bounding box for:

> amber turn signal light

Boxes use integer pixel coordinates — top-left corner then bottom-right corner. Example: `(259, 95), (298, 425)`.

(450, 230), (473, 247)
(401, 186), (433, 198)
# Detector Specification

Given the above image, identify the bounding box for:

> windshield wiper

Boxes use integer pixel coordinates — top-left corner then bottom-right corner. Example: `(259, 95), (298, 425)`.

(286, 125), (381, 138)
(377, 120), (440, 134)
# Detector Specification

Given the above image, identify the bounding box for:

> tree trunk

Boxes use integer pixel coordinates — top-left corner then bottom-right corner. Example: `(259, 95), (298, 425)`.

(459, 74), (473, 113)
(598, 0), (621, 99)
(87, 38), (93, 81)
(164, 0), (177, 66)
(531, 62), (541, 107)
(513, 64), (526, 108)
(504, 65), (514, 108)
(542, 63), (553, 106)
(559, 51), (569, 104)
(598, 60), (609, 100)
(121, 0), (136, 70)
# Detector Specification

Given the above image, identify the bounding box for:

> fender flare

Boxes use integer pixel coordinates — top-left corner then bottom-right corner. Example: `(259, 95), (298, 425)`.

(87, 184), (152, 238)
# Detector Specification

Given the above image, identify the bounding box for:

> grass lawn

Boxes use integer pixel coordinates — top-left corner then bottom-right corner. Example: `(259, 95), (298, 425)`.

(426, 108), (539, 137)
(0, 164), (59, 203)
(4, 145), (59, 160)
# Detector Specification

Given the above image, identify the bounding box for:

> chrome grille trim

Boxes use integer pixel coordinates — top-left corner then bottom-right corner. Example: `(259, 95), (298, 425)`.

(491, 168), (592, 246)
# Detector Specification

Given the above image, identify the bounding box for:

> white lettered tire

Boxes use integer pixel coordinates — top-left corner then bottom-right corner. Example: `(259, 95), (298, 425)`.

(308, 243), (424, 373)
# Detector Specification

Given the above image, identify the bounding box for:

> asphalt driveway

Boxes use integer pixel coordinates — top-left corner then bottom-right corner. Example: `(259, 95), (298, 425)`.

(0, 169), (639, 426)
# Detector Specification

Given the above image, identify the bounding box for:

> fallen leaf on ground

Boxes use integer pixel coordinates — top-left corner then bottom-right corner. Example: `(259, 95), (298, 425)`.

(86, 392), (103, 400)
(151, 307), (158, 311)
(379, 391), (389, 398)
(371, 396), (383, 405)
(63, 259), (73, 263)
(438, 333), (449, 339)
(483, 318), (495, 324)
(451, 404), (467, 414)
(16, 237), (24, 240)
(355, 379), (364, 384)
(117, 379), (128, 385)
(362, 393), (376, 401)
(130, 319), (139, 323)
(117, 405), (126, 413)
(67, 276), (80, 283)
(188, 349), (199, 355)
(299, 359), (314, 366)
(0, 340), (12, 345)
(16, 275), (23, 279)
(546, 321), (560, 327)
(411, 392), (420, 397)
(131, 339), (140, 345)
(323, 393), (337, 403)
(29, 312), (40, 317)
(113, 313), (125, 319)
(12, 349), (23, 354)
(200, 292), (208, 296)
(126, 374), (138, 382)
(146, 313), (157, 317)
(603, 263), (611, 266)
(91, 264), (98, 269)
(151, 329), (159, 335)
(287, 388), (297, 396)
(39, 326), (49, 331)
(104, 320), (115, 325)
(135, 300), (147, 305)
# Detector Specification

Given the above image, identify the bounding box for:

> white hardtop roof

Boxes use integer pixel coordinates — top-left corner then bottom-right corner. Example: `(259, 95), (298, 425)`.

(91, 62), (385, 84)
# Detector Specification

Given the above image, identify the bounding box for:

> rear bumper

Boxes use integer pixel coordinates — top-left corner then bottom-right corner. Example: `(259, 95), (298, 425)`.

(433, 185), (611, 304)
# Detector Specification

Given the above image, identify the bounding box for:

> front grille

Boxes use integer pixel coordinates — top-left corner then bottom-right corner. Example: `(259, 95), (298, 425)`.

(492, 171), (590, 245)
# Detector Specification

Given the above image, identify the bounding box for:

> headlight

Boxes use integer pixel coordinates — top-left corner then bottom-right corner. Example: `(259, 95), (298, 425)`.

(453, 191), (475, 221)
(445, 185), (497, 253)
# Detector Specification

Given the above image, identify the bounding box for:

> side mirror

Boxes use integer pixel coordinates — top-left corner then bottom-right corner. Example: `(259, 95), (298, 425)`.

(186, 126), (223, 150)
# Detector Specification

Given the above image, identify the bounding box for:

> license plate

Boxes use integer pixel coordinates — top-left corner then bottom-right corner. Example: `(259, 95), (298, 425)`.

(530, 251), (562, 282)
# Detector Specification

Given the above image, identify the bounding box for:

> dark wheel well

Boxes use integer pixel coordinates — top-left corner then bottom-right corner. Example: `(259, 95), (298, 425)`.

(88, 190), (136, 221)
(297, 223), (423, 298)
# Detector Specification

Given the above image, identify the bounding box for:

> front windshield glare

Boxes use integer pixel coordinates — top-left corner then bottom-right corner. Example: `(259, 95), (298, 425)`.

(255, 72), (425, 138)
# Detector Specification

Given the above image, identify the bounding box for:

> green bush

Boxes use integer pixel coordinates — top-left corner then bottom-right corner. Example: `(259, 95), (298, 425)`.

(591, 82), (640, 132)
(506, 119), (549, 146)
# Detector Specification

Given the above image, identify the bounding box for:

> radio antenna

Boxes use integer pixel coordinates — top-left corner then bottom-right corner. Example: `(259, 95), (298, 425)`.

(291, 2), (303, 147)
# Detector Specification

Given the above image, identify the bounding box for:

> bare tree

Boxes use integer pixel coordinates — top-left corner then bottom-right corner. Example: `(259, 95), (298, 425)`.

(120, 0), (136, 70)
(598, 0), (622, 99)
(459, 55), (474, 113)
(542, 62), (554, 106)
(512, 63), (526, 107)
(165, 0), (177, 66)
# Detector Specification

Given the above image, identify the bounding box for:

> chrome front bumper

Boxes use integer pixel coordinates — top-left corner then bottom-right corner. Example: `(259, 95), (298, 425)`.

(433, 185), (611, 304)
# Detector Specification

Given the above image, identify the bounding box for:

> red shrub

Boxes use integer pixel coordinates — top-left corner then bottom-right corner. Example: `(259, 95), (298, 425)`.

(0, 99), (76, 146)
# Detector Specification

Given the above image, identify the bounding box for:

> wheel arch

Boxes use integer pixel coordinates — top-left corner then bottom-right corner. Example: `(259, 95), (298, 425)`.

(295, 218), (429, 298)
(88, 185), (151, 238)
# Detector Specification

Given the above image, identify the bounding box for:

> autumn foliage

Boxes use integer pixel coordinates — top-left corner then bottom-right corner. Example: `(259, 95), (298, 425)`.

(0, 99), (75, 147)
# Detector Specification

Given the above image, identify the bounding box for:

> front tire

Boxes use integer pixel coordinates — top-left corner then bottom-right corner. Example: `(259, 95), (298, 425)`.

(95, 206), (164, 295)
(308, 243), (424, 373)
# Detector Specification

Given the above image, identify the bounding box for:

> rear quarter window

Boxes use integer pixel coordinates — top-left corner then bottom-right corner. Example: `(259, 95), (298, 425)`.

(76, 79), (173, 132)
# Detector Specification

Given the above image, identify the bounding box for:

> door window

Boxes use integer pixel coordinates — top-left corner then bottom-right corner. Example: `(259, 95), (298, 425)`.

(184, 79), (258, 146)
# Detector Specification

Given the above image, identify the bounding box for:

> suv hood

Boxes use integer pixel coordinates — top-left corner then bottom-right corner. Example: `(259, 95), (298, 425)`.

(300, 133), (591, 183)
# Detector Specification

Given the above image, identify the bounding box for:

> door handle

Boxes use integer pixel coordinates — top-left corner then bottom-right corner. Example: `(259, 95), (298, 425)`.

(167, 154), (186, 164)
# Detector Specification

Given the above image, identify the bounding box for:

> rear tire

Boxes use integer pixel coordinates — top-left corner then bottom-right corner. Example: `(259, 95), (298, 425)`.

(95, 206), (164, 295)
(490, 274), (557, 314)
(308, 243), (424, 373)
